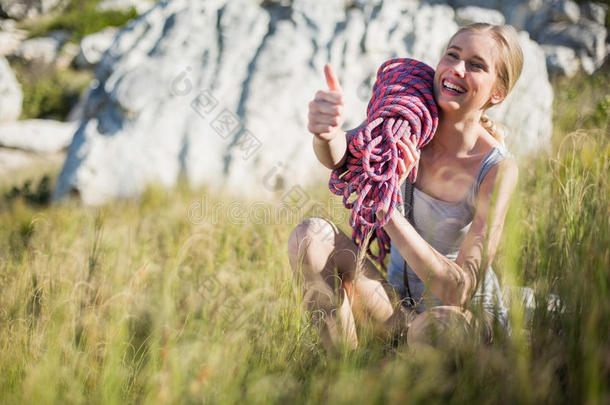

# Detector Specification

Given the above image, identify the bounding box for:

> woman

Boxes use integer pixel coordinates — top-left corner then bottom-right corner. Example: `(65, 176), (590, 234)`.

(288, 23), (523, 350)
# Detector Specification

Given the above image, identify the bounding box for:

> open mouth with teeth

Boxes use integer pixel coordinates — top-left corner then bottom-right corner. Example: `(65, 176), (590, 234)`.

(442, 79), (466, 95)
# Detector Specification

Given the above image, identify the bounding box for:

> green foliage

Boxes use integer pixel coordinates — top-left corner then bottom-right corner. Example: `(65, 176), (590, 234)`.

(10, 60), (93, 120)
(551, 61), (610, 140)
(23, 0), (138, 43)
(3, 175), (52, 206)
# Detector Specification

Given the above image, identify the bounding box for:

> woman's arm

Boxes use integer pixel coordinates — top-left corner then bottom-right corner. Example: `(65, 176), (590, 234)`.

(312, 129), (348, 170)
(309, 64), (354, 171)
(313, 121), (366, 170)
(380, 158), (519, 307)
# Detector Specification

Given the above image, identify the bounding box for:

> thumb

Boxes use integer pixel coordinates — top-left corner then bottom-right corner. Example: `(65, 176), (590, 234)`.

(324, 64), (342, 93)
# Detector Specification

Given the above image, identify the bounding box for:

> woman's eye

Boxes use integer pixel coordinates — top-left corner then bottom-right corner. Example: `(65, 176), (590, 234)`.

(470, 62), (485, 70)
(447, 52), (458, 58)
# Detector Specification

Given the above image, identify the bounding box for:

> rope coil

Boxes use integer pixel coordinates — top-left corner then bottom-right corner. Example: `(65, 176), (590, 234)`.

(328, 58), (439, 271)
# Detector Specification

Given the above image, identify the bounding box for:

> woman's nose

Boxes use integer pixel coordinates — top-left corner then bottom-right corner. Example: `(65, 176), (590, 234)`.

(450, 60), (466, 77)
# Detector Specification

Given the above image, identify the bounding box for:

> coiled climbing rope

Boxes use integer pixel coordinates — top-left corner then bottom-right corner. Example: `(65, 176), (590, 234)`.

(328, 58), (439, 271)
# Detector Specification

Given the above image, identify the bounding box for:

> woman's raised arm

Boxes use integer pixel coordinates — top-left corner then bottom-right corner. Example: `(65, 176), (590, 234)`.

(308, 64), (352, 170)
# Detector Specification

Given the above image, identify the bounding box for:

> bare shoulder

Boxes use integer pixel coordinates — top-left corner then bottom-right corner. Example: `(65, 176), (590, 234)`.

(476, 124), (503, 152)
(475, 125), (517, 185)
(479, 155), (519, 199)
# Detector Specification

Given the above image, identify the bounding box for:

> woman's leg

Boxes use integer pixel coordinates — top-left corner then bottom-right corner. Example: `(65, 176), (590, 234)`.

(287, 217), (407, 350)
(406, 305), (493, 346)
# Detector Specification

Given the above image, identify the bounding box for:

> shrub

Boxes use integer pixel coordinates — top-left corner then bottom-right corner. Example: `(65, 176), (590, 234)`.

(10, 60), (93, 120)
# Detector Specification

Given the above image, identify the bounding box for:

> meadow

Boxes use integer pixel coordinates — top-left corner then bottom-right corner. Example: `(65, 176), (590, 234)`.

(0, 67), (608, 404)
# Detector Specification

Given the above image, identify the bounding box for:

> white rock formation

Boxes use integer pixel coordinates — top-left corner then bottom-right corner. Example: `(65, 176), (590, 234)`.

(0, 0), (66, 20)
(487, 31), (554, 157)
(430, 0), (608, 75)
(542, 44), (580, 77)
(549, 0), (581, 24)
(76, 27), (119, 68)
(537, 20), (608, 73)
(53, 0), (554, 205)
(97, 0), (154, 14)
(0, 28), (26, 57)
(0, 119), (77, 153)
(455, 6), (505, 26)
(581, 1), (608, 25)
(0, 56), (22, 122)
(14, 36), (62, 66)
(0, 148), (64, 172)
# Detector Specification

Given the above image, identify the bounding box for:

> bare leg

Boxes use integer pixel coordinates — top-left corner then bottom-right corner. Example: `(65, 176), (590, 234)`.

(287, 217), (407, 350)
(407, 305), (478, 347)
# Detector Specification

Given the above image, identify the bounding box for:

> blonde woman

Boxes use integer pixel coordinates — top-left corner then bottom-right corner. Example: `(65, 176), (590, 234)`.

(289, 23), (523, 350)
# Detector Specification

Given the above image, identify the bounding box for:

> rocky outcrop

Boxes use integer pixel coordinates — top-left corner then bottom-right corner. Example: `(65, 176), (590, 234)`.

(0, 0), (67, 20)
(97, 0), (154, 14)
(53, 0), (554, 205)
(455, 6), (505, 26)
(433, 0), (609, 77)
(75, 27), (118, 68)
(543, 45), (580, 77)
(537, 19), (607, 74)
(0, 56), (22, 122)
(0, 119), (77, 153)
(487, 31), (553, 157)
(0, 19), (26, 57)
(13, 34), (65, 66)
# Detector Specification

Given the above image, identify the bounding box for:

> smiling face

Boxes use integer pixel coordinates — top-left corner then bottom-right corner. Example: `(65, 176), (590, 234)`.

(434, 31), (505, 117)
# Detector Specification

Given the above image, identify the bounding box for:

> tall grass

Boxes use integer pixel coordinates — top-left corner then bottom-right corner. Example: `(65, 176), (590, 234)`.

(0, 68), (608, 403)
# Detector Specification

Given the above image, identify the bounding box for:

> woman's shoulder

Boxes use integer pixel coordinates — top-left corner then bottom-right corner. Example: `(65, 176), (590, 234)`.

(475, 126), (514, 162)
(472, 130), (517, 193)
(475, 146), (518, 197)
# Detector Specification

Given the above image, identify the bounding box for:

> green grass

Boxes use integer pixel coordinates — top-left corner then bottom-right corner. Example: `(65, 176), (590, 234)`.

(0, 68), (608, 403)
(19, 0), (138, 44)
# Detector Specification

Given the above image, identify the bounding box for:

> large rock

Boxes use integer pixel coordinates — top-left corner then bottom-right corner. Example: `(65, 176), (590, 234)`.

(97, 0), (154, 14)
(0, 56), (22, 122)
(53, 0), (554, 205)
(580, 1), (608, 25)
(430, 0), (609, 76)
(14, 35), (63, 66)
(0, 21), (26, 57)
(455, 6), (505, 26)
(487, 31), (554, 157)
(549, 0), (581, 24)
(75, 27), (119, 68)
(543, 44), (580, 77)
(0, 119), (77, 153)
(537, 20), (607, 72)
(0, 0), (66, 19)
(0, 148), (65, 173)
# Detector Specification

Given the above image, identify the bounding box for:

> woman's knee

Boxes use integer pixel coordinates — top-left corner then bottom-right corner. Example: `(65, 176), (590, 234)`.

(407, 306), (473, 346)
(287, 217), (338, 274)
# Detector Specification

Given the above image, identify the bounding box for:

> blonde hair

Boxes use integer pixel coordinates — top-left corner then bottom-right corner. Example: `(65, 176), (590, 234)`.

(447, 23), (524, 145)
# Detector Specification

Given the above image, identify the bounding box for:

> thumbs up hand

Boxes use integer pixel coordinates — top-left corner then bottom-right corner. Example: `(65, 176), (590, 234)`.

(307, 64), (345, 142)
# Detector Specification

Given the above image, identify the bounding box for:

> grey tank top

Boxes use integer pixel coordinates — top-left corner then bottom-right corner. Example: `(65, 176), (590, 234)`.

(387, 146), (511, 326)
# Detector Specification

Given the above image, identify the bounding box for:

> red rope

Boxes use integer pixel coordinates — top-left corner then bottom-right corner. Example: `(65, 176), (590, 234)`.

(328, 58), (439, 271)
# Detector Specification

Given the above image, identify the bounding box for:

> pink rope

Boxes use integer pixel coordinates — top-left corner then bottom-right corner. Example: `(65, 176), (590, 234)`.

(328, 58), (439, 271)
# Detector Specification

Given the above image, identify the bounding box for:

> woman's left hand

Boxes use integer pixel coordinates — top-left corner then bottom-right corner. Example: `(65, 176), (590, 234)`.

(376, 136), (420, 221)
